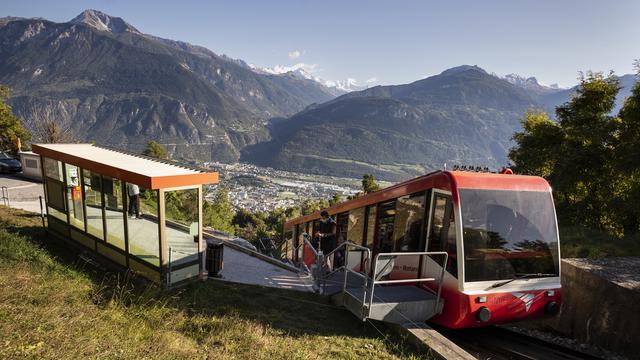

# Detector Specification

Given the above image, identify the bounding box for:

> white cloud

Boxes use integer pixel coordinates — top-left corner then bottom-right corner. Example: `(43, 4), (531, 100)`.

(288, 50), (304, 59)
(365, 77), (377, 83)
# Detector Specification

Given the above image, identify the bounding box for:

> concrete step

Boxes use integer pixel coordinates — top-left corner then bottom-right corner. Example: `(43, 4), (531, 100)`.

(344, 285), (443, 324)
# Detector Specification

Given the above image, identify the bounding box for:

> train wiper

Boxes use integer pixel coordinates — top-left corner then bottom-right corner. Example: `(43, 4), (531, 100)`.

(490, 273), (557, 288)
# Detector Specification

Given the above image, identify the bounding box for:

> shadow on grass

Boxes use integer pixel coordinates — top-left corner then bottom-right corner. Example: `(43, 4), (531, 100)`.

(0, 207), (426, 358)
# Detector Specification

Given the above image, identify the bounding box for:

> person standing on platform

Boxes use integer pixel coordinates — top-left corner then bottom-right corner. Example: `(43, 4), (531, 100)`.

(127, 183), (141, 219)
(316, 210), (337, 270)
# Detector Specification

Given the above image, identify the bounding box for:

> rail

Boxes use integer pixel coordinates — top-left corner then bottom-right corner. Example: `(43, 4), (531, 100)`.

(369, 251), (449, 318)
(320, 241), (372, 295)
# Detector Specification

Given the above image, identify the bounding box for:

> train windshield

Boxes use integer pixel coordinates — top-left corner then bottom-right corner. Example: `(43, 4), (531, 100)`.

(459, 189), (560, 282)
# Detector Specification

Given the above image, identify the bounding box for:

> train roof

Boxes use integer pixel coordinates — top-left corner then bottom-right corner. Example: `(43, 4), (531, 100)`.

(284, 170), (551, 228)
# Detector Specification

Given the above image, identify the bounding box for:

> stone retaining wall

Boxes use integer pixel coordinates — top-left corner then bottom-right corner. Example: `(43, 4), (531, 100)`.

(545, 258), (640, 358)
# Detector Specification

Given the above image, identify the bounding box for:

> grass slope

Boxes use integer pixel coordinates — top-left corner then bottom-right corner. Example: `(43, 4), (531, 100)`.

(0, 206), (427, 359)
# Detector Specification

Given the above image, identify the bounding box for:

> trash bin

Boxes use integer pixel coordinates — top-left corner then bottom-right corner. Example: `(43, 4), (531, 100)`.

(206, 240), (224, 277)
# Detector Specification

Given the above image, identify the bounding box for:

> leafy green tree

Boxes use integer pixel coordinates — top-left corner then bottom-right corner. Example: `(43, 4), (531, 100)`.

(362, 174), (380, 194)
(203, 186), (236, 234)
(329, 192), (342, 206)
(0, 85), (31, 153)
(143, 140), (169, 160)
(615, 62), (640, 233)
(510, 71), (625, 234)
(509, 110), (563, 178)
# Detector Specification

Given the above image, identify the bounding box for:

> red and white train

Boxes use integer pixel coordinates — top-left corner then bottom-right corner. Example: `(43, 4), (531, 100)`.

(282, 169), (561, 328)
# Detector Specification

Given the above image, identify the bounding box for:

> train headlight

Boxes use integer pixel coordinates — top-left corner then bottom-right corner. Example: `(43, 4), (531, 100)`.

(476, 306), (491, 322)
(545, 301), (559, 315)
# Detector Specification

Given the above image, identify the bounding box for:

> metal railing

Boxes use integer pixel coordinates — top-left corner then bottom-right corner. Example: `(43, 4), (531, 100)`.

(320, 241), (371, 295)
(1, 186), (9, 206)
(368, 251), (449, 318)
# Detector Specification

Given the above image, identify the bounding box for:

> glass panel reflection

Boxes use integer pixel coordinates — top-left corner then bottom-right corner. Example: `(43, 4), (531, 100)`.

(65, 164), (84, 230)
(103, 176), (125, 250)
(126, 185), (160, 266)
(165, 188), (199, 268)
(83, 169), (104, 240)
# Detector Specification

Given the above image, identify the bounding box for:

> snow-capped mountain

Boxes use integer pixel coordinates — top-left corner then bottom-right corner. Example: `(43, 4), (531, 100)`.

(500, 73), (562, 94)
(249, 63), (368, 93)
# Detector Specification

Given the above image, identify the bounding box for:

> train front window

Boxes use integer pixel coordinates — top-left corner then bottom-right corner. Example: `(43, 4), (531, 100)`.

(460, 189), (560, 282)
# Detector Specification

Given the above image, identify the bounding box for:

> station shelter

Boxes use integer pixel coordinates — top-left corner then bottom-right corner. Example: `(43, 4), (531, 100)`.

(32, 143), (218, 286)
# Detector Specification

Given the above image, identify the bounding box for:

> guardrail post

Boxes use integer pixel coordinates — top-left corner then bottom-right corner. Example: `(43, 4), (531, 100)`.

(39, 195), (45, 228)
(1, 186), (9, 207)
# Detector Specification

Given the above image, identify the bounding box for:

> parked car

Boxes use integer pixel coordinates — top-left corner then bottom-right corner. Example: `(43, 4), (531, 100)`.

(0, 151), (22, 173)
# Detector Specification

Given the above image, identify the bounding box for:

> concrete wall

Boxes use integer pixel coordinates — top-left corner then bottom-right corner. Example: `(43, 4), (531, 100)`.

(545, 258), (640, 358)
(18, 152), (42, 181)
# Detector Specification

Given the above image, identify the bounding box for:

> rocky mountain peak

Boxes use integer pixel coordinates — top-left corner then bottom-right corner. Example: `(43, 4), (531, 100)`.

(440, 65), (488, 76)
(70, 9), (140, 34)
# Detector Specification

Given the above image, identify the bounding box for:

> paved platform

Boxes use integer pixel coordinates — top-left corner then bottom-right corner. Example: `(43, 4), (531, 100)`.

(0, 174), (44, 213)
(216, 244), (314, 292)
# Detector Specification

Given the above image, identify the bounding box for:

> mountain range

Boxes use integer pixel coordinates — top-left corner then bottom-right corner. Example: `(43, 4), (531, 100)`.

(0, 10), (339, 161)
(0, 10), (637, 180)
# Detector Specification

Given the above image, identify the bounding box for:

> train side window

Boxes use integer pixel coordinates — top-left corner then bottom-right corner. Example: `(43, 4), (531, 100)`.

(393, 193), (426, 252)
(376, 200), (396, 253)
(337, 212), (349, 244)
(347, 208), (365, 245)
(427, 195), (448, 252)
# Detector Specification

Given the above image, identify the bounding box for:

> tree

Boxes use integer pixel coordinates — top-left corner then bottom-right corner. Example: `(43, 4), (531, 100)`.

(0, 85), (31, 153)
(329, 192), (342, 206)
(510, 71), (625, 234)
(362, 174), (380, 194)
(33, 119), (77, 144)
(203, 186), (236, 234)
(509, 110), (563, 178)
(615, 61), (640, 234)
(143, 140), (169, 160)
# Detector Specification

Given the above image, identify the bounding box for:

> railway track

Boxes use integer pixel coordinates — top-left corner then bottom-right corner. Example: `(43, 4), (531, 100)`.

(434, 325), (606, 360)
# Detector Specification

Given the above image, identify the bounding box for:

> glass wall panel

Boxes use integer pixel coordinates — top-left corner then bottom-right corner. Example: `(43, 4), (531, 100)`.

(127, 185), (160, 266)
(365, 206), (377, 250)
(65, 164), (84, 230)
(43, 157), (63, 181)
(45, 178), (66, 212)
(347, 207), (365, 244)
(393, 193), (425, 252)
(165, 188), (199, 268)
(43, 157), (66, 214)
(83, 169), (104, 240)
(47, 206), (67, 223)
(103, 176), (126, 250)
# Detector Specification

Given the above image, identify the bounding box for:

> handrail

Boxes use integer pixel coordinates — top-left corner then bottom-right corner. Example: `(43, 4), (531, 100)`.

(369, 251), (449, 318)
(319, 241), (372, 294)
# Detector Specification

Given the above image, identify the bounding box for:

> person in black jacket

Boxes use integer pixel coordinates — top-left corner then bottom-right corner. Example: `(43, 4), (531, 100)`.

(316, 211), (337, 268)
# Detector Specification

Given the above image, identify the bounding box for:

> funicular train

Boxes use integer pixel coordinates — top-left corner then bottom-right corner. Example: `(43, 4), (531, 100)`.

(282, 169), (561, 328)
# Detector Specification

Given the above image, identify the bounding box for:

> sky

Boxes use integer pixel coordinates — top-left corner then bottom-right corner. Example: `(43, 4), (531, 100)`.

(2, 0), (639, 88)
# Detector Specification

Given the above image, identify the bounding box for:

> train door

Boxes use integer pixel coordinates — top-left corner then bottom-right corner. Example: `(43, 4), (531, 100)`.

(424, 190), (458, 277)
(372, 200), (396, 279)
(374, 200), (396, 254)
